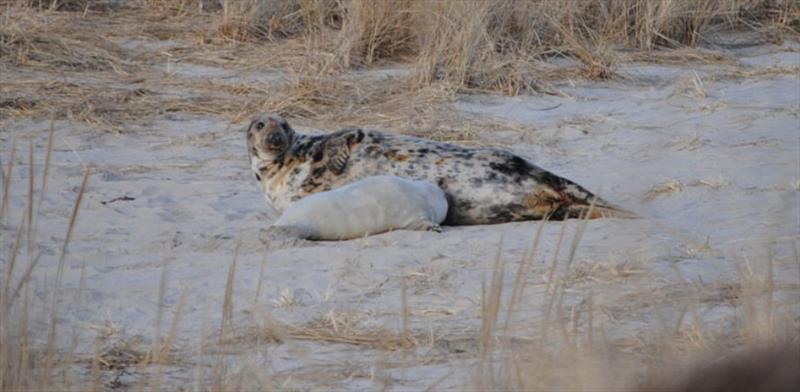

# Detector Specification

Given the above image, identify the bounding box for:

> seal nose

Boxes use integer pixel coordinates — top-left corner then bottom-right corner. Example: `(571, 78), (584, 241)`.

(267, 133), (282, 146)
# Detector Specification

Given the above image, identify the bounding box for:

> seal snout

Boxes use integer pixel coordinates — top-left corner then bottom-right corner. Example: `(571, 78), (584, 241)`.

(267, 132), (285, 147)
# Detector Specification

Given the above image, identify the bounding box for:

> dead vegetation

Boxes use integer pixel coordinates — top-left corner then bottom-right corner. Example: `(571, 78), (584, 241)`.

(643, 179), (686, 201)
(466, 208), (800, 392)
(1, 0), (798, 132)
(207, 0), (800, 88)
(286, 311), (417, 350)
(0, 7), (133, 72)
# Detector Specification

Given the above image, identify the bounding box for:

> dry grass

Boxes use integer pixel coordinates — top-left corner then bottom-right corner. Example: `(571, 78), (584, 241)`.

(207, 0), (798, 90)
(642, 177), (729, 201)
(0, 134), (89, 390)
(287, 310), (417, 350)
(0, 8), (469, 133)
(0, 7), (131, 72)
(223, 309), (419, 353)
(466, 214), (800, 391)
(643, 179), (686, 201)
(1, 0), (797, 132)
(671, 71), (708, 98)
(336, 0), (415, 67)
(0, 78), (247, 131)
(214, 0), (333, 42)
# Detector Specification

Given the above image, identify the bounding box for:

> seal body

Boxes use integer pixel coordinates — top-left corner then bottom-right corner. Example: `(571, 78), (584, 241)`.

(272, 175), (448, 240)
(247, 113), (629, 225)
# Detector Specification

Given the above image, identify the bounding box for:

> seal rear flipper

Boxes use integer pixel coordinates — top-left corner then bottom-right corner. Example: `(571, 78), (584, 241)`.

(557, 182), (638, 219)
(527, 172), (637, 220)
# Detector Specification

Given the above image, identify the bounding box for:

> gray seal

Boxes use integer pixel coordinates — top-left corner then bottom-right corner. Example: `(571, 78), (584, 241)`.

(247, 113), (631, 225)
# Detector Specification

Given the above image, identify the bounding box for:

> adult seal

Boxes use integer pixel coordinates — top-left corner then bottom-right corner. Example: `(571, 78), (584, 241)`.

(246, 113), (630, 225)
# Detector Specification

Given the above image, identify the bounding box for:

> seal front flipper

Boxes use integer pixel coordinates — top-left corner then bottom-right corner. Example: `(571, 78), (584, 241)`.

(425, 223), (443, 233)
(311, 128), (367, 175)
(325, 137), (350, 174)
(260, 225), (308, 248)
(310, 131), (352, 175)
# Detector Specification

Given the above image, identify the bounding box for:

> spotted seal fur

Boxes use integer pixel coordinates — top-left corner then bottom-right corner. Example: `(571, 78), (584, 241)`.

(247, 113), (630, 225)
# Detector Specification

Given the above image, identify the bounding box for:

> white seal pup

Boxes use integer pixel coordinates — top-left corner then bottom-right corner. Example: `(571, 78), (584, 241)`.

(247, 113), (632, 225)
(270, 175), (448, 240)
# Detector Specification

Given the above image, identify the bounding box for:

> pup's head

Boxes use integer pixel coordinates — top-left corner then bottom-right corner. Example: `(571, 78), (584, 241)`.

(246, 113), (295, 161)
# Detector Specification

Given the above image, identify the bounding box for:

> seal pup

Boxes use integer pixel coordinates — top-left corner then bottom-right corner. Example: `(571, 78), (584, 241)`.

(270, 175), (448, 240)
(247, 113), (630, 225)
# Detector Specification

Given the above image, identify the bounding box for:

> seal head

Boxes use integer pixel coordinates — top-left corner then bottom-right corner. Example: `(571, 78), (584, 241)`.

(247, 113), (295, 180)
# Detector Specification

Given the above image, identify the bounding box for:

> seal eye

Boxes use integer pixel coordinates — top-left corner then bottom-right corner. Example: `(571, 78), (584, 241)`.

(255, 121), (265, 130)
